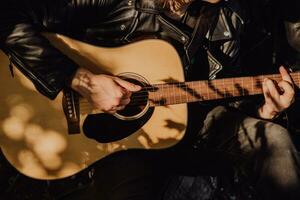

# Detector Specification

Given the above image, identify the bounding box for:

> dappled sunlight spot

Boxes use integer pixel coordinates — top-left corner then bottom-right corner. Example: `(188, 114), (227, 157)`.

(137, 135), (150, 149)
(96, 144), (104, 151)
(33, 130), (67, 154)
(23, 124), (44, 146)
(5, 94), (24, 107)
(18, 149), (40, 166)
(95, 143), (120, 153)
(18, 149), (47, 178)
(32, 130), (67, 170)
(80, 151), (90, 164)
(10, 103), (34, 123)
(142, 105), (186, 145)
(39, 154), (62, 171)
(58, 162), (81, 178)
(148, 134), (159, 144)
(2, 116), (25, 141)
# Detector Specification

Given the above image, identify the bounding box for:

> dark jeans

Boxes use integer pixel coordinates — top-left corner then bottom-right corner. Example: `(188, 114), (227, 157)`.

(165, 106), (300, 200)
(59, 106), (300, 200)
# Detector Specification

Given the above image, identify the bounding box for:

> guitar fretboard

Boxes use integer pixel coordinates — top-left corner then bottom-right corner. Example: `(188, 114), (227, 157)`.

(79, 72), (300, 114)
(138, 72), (300, 107)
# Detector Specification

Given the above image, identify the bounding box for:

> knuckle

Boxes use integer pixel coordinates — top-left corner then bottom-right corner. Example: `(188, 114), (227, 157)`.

(122, 98), (130, 106)
(125, 98), (131, 105)
(88, 76), (98, 86)
(266, 79), (273, 84)
(102, 105), (111, 112)
(112, 98), (121, 106)
(281, 80), (290, 86)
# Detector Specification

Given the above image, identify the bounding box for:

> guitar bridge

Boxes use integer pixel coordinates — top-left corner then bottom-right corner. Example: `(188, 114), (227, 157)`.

(62, 88), (80, 134)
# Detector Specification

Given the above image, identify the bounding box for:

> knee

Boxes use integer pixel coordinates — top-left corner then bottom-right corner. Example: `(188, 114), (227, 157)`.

(264, 123), (293, 151)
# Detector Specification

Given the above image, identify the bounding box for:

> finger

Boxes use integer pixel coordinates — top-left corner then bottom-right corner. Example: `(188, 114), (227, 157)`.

(278, 81), (295, 100)
(103, 106), (116, 114)
(264, 78), (280, 100)
(121, 88), (132, 99)
(279, 66), (293, 84)
(120, 98), (131, 106)
(262, 80), (273, 105)
(114, 77), (141, 92)
(262, 83), (280, 112)
(116, 105), (126, 111)
(107, 110), (117, 114)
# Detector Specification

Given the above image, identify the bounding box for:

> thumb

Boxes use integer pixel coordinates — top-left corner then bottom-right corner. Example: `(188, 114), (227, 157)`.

(113, 77), (141, 92)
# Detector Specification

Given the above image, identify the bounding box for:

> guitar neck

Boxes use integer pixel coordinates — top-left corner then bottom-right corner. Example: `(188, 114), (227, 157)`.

(79, 72), (300, 114)
(144, 72), (300, 107)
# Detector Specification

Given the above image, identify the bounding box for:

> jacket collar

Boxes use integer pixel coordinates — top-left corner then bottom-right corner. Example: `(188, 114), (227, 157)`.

(136, 0), (163, 14)
(209, 0), (244, 42)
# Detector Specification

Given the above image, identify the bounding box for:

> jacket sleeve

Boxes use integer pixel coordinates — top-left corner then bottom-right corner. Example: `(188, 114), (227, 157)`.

(0, 6), (79, 100)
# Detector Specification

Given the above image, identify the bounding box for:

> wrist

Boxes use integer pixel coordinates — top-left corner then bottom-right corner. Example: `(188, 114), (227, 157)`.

(70, 67), (94, 93)
(258, 104), (279, 120)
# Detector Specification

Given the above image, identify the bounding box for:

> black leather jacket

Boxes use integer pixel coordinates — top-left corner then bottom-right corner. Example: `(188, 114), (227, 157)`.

(285, 22), (300, 53)
(0, 0), (243, 100)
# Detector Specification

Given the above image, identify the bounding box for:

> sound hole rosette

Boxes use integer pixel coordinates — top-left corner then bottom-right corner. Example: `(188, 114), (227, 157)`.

(113, 72), (150, 121)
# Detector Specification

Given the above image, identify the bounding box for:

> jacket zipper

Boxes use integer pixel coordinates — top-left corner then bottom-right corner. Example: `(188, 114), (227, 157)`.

(124, 11), (139, 41)
(7, 54), (14, 77)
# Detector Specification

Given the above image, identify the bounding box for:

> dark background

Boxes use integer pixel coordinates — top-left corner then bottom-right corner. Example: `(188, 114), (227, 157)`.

(1, 0), (300, 199)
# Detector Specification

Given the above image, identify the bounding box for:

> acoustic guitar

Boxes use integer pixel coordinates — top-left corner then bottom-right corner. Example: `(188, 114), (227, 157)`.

(1, 33), (299, 180)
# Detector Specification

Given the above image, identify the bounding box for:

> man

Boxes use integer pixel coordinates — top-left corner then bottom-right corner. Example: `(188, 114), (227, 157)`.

(0, 0), (299, 199)
(284, 0), (300, 57)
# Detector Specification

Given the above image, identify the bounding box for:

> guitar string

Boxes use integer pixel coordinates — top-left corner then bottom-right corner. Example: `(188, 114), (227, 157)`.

(115, 76), (298, 101)
(79, 76), (300, 109)
(125, 74), (297, 94)
(79, 77), (300, 108)
(77, 74), (298, 101)
(122, 73), (297, 91)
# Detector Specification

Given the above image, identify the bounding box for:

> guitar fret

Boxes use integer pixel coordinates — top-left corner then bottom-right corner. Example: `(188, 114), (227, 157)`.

(180, 83), (183, 104)
(206, 81), (210, 100)
(161, 84), (164, 105)
(191, 81), (195, 101)
(231, 78), (235, 96)
(215, 81), (218, 99)
(223, 78), (226, 98)
(185, 83), (188, 103)
(120, 72), (300, 108)
(297, 72), (300, 87)
(251, 76), (254, 95)
(241, 78), (244, 96)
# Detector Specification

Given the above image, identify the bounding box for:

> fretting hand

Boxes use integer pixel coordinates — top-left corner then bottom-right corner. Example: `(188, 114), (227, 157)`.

(258, 66), (295, 119)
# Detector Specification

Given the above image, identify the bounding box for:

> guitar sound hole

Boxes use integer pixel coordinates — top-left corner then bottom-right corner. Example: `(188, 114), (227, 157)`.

(116, 92), (148, 117)
(115, 76), (149, 119)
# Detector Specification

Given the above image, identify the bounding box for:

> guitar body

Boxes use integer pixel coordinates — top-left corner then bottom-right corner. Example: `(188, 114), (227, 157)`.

(0, 35), (187, 180)
(2, 33), (294, 180)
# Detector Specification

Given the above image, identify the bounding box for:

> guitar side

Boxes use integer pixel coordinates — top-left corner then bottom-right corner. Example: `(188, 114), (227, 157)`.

(0, 36), (188, 180)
